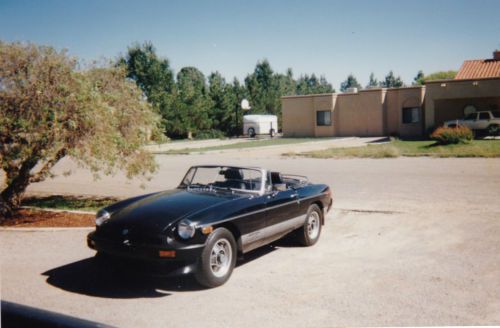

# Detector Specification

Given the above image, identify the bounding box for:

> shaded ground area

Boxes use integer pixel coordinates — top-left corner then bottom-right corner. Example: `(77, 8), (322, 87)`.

(0, 195), (119, 227)
(0, 209), (94, 227)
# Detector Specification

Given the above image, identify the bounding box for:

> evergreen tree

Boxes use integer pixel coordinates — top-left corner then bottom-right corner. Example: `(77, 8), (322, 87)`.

(340, 74), (362, 92)
(381, 71), (404, 88)
(120, 42), (175, 134)
(208, 71), (235, 134)
(175, 67), (213, 138)
(414, 70), (425, 85)
(367, 73), (379, 88)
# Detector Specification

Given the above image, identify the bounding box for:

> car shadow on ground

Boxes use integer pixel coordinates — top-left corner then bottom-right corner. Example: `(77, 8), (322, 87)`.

(42, 241), (289, 298)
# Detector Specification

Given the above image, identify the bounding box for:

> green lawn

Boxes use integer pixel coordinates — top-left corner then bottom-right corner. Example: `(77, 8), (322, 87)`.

(22, 195), (118, 212)
(155, 138), (331, 154)
(290, 139), (500, 158)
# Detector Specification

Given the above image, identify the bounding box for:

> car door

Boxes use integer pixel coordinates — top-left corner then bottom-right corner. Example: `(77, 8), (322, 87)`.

(464, 112), (479, 129)
(477, 112), (491, 129)
(264, 188), (301, 240)
(230, 194), (270, 253)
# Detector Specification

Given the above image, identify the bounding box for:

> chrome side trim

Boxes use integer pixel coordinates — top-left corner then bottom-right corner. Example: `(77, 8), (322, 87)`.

(196, 192), (327, 228)
(240, 214), (307, 247)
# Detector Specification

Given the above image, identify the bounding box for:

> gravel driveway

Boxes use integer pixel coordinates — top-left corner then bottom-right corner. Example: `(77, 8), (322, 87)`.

(1, 142), (499, 327)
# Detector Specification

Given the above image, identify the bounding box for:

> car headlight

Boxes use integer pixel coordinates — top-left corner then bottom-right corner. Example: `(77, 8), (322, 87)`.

(96, 209), (111, 226)
(178, 219), (196, 239)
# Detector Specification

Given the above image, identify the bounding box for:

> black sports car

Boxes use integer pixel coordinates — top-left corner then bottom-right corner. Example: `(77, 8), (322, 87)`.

(87, 165), (333, 287)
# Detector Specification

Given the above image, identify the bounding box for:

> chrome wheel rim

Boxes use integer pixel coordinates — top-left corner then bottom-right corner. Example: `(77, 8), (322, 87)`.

(209, 238), (232, 278)
(307, 211), (320, 240)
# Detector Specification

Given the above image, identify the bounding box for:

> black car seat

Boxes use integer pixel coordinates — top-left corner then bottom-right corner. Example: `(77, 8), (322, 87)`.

(270, 171), (283, 184)
(271, 171), (287, 191)
(223, 169), (246, 189)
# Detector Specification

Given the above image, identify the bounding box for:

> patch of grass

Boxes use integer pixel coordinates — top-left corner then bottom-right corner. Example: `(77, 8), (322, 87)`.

(157, 138), (331, 154)
(292, 139), (500, 158)
(22, 195), (118, 212)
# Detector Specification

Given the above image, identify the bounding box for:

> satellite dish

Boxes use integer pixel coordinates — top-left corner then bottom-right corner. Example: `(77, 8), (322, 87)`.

(241, 99), (251, 111)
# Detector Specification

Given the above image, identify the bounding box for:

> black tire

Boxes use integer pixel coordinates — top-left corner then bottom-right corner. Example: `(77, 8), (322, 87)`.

(296, 204), (322, 246)
(270, 129), (276, 138)
(248, 127), (256, 138)
(487, 124), (499, 136)
(194, 228), (237, 288)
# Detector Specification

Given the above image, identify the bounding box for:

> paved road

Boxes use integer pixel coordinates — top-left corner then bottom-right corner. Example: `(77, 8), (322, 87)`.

(1, 141), (500, 326)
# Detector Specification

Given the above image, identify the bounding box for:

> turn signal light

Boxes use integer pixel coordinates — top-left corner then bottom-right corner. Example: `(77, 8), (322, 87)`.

(201, 226), (213, 234)
(159, 250), (176, 258)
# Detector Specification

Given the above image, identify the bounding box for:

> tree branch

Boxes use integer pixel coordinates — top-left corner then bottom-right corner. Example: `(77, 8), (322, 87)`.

(29, 148), (67, 183)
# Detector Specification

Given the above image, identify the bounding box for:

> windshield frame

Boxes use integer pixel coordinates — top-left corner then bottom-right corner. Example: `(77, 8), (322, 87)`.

(179, 165), (268, 196)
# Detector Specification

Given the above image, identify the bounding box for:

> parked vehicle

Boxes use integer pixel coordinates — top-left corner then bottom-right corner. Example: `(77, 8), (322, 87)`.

(444, 111), (500, 136)
(243, 114), (278, 137)
(87, 165), (333, 288)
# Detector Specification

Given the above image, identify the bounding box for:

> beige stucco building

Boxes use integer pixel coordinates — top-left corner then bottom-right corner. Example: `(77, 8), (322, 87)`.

(282, 51), (500, 138)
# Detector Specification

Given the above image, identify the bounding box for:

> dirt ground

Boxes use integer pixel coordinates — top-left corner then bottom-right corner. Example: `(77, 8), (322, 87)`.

(1, 138), (499, 327)
(0, 209), (94, 227)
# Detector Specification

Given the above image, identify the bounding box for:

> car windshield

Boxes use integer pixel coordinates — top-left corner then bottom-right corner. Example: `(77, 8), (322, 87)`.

(180, 166), (264, 194)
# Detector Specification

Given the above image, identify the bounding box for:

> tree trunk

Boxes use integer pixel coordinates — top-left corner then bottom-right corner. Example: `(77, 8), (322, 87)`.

(0, 156), (39, 221)
(0, 197), (14, 221)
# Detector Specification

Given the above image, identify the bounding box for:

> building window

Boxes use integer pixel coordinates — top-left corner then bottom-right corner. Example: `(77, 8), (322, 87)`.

(402, 107), (420, 124)
(316, 111), (332, 126)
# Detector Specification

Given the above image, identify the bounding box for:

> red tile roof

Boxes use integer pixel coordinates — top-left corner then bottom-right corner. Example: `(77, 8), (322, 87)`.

(455, 59), (500, 80)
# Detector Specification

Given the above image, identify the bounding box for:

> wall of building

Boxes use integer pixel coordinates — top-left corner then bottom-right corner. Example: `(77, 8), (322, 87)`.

(312, 95), (335, 137)
(282, 87), (425, 138)
(334, 90), (385, 137)
(281, 96), (316, 137)
(281, 78), (500, 138)
(385, 87), (425, 137)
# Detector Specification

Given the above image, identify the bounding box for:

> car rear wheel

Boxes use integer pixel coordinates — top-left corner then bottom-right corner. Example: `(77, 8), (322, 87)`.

(194, 228), (237, 288)
(488, 124), (499, 136)
(296, 204), (322, 246)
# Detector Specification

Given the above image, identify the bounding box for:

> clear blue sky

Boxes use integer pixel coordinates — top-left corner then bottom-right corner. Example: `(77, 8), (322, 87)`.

(1, 0), (499, 89)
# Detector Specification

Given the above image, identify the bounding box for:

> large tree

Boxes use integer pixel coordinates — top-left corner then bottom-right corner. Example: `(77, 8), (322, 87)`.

(381, 71), (404, 88)
(340, 74), (362, 92)
(414, 70), (458, 85)
(245, 59), (280, 115)
(413, 70), (425, 85)
(296, 74), (334, 95)
(230, 78), (247, 135)
(366, 73), (378, 88)
(175, 67), (213, 138)
(0, 42), (162, 219)
(208, 71), (236, 134)
(120, 42), (175, 134)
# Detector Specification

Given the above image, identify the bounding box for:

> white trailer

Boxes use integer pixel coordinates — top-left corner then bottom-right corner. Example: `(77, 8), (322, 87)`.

(243, 114), (278, 137)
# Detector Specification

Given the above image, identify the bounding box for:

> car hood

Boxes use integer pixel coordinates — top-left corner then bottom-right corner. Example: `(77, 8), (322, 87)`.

(99, 189), (243, 235)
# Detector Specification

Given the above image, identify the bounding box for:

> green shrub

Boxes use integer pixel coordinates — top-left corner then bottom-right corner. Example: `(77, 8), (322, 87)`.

(194, 129), (226, 140)
(430, 126), (473, 145)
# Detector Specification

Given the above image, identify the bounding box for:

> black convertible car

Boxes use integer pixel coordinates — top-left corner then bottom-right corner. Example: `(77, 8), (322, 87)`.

(87, 165), (333, 287)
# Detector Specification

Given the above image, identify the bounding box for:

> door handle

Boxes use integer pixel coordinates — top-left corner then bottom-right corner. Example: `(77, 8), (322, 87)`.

(290, 194), (298, 198)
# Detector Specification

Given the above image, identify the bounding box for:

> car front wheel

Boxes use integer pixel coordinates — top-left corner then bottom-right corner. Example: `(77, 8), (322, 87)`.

(194, 228), (237, 288)
(297, 204), (322, 246)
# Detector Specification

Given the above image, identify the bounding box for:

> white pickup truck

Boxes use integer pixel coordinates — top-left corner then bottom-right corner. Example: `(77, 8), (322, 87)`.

(444, 111), (500, 136)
